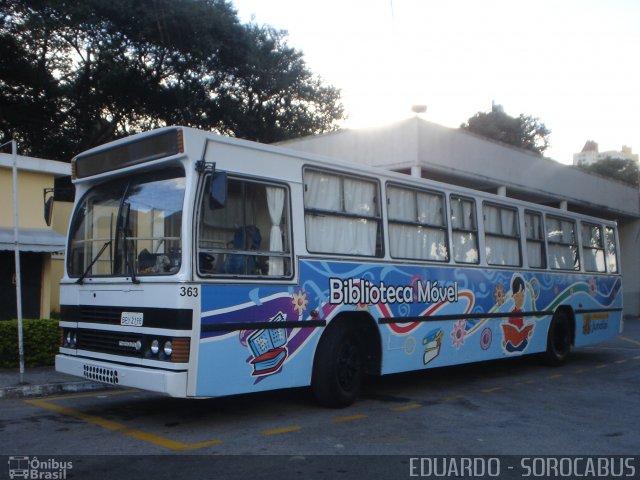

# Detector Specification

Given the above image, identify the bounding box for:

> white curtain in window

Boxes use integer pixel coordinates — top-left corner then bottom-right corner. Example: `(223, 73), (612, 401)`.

(549, 244), (576, 270)
(526, 213), (542, 240)
(344, 178), (376, 216)
(388, 188), (415, 222)
(486, 237), (519, 266)
(305, 171), (341, 211)
(484, 206), (500, 234)
(305, 216), (376, 255)
(266, 186), (285, 275)
(390, 224), (447, 260)
(452, 232), (478, 263)
(605, 227), (618, 273)
(527, 243), (543, 268)
(417, 193), (444, 226)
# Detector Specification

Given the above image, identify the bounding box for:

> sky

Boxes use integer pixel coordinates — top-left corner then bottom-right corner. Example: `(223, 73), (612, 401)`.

(232, 0), (640, 164)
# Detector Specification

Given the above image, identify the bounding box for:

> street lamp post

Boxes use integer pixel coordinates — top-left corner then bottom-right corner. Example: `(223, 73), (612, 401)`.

(1, 139), (25, 384)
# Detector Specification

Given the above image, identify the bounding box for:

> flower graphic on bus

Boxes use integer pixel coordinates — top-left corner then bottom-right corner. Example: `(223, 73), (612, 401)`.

(451, 319), (467, 349)
(291, 290), (309, 316)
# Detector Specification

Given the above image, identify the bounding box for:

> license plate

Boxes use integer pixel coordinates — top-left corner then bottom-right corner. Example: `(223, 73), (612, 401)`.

(121, 311), (143, 326)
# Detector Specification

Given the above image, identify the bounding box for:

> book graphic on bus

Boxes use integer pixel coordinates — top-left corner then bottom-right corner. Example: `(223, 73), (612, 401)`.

(422, 328), (444, 365)
(248, 312), (288, 376)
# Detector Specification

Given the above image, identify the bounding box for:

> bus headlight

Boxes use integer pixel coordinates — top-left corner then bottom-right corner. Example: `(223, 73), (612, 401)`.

(64, 330), (77, 348)
(163, 341), (173, 357)
(150, 339), (160, 355)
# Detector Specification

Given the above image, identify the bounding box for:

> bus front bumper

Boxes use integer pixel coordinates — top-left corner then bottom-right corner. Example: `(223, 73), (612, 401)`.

(55, 354), (188, 397)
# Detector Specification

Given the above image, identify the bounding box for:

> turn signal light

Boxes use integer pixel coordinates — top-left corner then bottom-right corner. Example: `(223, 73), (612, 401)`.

(170, 337), (190, 363)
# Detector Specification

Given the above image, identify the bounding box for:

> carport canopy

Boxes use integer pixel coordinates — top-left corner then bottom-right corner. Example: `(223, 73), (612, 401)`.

(0, 227), (65, 252)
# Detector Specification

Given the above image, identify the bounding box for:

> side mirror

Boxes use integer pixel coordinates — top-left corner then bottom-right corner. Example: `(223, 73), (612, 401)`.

(44, 189), (54, 226)
(209, 171), (227, 209)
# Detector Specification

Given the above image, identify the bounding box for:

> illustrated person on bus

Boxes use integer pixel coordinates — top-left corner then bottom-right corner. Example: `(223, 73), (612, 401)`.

(501, 275), (535, 353)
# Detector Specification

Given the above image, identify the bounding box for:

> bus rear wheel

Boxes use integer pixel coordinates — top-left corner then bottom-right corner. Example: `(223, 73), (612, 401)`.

(542, 310), (573, 366)
(312, 322), (364, 408)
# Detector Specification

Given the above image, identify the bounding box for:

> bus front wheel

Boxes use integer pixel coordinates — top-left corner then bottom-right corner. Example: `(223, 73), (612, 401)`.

(542, 310), (573, 366)
(312, 322), (364, 408)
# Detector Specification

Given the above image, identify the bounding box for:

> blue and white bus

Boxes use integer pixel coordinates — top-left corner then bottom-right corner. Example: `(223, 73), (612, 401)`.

(56, 127), (623, 407)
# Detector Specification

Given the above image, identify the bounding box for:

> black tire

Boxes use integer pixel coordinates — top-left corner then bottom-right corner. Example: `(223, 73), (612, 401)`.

(542, 310), (573, 366)
(311, 321), (364, 408)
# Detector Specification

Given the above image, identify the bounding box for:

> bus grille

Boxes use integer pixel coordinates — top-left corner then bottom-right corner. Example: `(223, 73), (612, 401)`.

(79, 306), (121, 323)
(76, 329), (143, 358)
(83, 364), (120, 384)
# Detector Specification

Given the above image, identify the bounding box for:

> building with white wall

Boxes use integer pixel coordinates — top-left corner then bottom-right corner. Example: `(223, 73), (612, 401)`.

(281, 117), (640, 318)
(573, 141), (638, 166)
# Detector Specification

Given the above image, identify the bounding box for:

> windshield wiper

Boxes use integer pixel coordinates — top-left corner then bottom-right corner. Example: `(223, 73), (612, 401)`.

(121, 201), (139, 284)
(76, 240), (112, 285)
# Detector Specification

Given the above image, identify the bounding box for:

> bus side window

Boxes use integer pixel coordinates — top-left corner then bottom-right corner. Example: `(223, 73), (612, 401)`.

(197, 176), (292, 277)
(483, 203), (521, 266)
(450, 195), (478, 264)
(605, 226), (618, 273)
(387, 185), (449, 262)
(524, 210), (546, 268)
(546, 215), (580, 271)
(581, 222), (606, 273)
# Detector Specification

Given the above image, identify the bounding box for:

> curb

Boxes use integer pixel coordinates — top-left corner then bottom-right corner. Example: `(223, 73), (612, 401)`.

(0, 381), (114, 400)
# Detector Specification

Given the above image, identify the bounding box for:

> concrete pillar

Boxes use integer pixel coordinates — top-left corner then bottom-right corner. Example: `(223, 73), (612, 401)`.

(497, 186), (507, 196)
(410, 165), (422, 178)
(559, 200), (568, 210)
(619, 219), (640, 318)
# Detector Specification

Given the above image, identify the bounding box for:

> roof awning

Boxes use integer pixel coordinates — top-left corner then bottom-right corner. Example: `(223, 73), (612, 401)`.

(0, 227), (65, 253)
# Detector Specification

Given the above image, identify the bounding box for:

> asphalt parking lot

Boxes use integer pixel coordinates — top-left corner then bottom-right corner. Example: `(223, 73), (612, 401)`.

(2, 320), (639, 478)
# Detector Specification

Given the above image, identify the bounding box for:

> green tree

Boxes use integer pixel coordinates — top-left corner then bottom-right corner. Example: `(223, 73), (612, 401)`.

(576, 157), (639, 187)
(460, 104), (551, 155)
(0, 0), (344, 160)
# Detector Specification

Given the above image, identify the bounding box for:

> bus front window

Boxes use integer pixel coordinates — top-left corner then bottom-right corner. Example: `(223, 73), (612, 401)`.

(68, 168), (185, 278)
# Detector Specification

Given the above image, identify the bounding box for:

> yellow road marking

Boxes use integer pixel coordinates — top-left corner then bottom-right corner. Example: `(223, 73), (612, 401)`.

(480, 387), (502, 393)
(618, 336), (640, 347)
(615, 359), (628, 364)
(392, 404), (422, 413)
(596, 364), (609, 369)
(516, 379), (536, 385)
(334, 414), (368, 422)
(25, 398), (222, 451)
(443, 395), (464, 402)
(547, 374), (563, 380)
(261, 426), (303, 436)
(573, 368), (586, 374)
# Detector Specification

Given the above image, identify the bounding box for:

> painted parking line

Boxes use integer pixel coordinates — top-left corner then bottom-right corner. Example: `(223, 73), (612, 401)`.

(480, 387), (502, 393)
(618, 336), (640, 347)
(261, 425), (303, 436)
(334, 414), (368, 422)
(25, 349), (639, 451)
(25, 398), (222, 451)
(391, 403), (422, 413)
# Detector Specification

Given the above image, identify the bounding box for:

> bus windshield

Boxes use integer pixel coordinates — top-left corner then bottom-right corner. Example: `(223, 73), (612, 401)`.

(68, 167), (185, 278)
